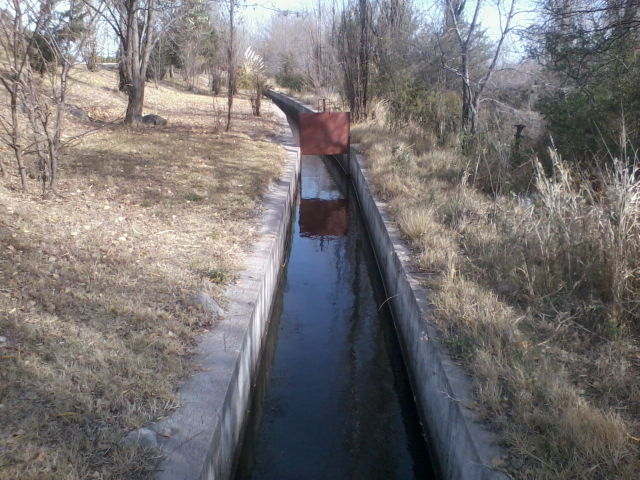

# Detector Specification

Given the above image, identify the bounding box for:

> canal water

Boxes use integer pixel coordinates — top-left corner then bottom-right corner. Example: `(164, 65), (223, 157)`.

(233, 155), (435, 480)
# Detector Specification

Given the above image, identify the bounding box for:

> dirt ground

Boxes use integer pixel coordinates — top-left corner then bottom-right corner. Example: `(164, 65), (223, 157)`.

(0, 69), (286, 479)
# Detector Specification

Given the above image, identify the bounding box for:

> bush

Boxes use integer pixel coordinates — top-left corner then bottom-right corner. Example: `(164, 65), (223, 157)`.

(275, 53), (307, 92)
(514, 149), (640, 331)
(536, 87), (622, 163)
(389, 80), (461, 145)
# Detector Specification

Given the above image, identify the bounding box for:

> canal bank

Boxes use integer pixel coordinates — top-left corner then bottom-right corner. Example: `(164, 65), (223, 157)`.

(152, 105), (301, 480)
(268, 91), (507, 480)
(151, 95), (507, 480)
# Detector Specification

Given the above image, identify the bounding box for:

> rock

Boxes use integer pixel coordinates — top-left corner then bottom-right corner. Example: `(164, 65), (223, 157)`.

(65, 104), (91, 122)
(0, 336), (6, 343)
(141, 114), (167, 126)
(124, 428), (158, 449)
(189, 292), (224, 317)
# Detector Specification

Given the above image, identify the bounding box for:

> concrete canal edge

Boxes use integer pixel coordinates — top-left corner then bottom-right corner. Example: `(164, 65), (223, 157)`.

(151, 105), (300, 480)
(268, 90), (508, 480)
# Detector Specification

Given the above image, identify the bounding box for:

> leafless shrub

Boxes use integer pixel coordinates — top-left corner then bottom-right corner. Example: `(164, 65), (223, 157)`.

(0, 0), (98, 194)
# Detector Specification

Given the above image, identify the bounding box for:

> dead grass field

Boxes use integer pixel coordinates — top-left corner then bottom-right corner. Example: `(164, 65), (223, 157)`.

(352, 120), (640, 479)
(0, 69), (285, 479)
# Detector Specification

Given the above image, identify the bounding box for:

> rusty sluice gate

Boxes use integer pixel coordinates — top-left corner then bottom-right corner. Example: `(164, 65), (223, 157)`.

(232, 152), (436, 479)
(299, 112), (350, 155)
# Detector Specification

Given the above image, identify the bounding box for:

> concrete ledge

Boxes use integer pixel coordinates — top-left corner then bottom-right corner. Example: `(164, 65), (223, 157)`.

(152, 105), (300, 480)
(267, 90), (507, 480)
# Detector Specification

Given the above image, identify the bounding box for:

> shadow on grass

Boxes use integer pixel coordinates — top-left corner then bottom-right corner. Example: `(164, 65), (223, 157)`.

(0, 214), (207, 478)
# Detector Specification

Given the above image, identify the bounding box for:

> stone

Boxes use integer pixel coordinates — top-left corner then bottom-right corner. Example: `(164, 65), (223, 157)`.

(189, 292), (224, 318)
(0, 336), (6, 343)
(66, 104), (91, 122)
(141, 114), (167, 126)
(124, 427), (158, 449)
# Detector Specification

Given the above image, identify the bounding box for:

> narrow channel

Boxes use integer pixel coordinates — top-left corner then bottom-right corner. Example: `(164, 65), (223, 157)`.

(233, 154), (436, 480)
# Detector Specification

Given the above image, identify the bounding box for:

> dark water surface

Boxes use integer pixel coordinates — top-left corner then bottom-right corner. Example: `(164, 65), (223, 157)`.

(234, 155), (435, 480)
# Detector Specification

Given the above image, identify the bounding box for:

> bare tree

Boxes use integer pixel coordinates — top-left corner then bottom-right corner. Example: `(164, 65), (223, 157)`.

(225, 0), (238, 131)
(0, 1), (32, 189)
(89, 0), (180, 124)
(438, 0), (517, 134)
(112, 0), (158, 123)
(335, 0), (373, 121)
(0, 0), (97, 193)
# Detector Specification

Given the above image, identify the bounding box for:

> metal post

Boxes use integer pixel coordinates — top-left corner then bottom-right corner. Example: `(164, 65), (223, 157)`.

(322, 98), (326, 112)
(346, 135), (351, 179)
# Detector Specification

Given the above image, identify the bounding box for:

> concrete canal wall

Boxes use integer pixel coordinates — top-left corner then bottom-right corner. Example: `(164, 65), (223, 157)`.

(152, 107), (300, 480)
(149, 91), (507, 480)
(267, 90), (507, 480)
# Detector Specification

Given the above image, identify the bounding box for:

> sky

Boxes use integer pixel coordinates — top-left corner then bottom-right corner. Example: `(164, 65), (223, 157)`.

(94, 0), (538, 61)
(241, 0), (538, 57)
(241, 0), (538, 32)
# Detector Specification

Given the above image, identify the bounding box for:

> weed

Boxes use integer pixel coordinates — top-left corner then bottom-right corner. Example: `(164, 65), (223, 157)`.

(184, 191), (205, 202)
(351, 120), (640, 479)
(202, 268), (228, 284)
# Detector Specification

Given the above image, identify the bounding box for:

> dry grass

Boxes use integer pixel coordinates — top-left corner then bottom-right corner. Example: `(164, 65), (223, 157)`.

(351, 121), (640, 479)
(0, 68), (285, 479)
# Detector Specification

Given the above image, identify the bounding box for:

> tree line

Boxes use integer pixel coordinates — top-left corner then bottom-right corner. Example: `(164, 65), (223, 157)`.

(0, 0), (247, 195)
(265, 0), (640, 171)
(2, 0), (639, 194)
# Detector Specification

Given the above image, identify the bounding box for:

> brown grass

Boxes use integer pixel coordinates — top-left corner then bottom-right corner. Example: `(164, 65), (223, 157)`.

(0, 68), (285, 479)
(351, 120), (640, 479)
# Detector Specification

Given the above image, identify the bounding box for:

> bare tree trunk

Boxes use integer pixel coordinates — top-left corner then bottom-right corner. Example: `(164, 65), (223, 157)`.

(125, 76), (145, 124)
(107, 0), (157, 125)
(440, 0), (515, 135)
(118, 57), (127, 91)
(226, 0), (236, 132)
(23, 96), (50, 195)
(357, 0), (369, 120)
(254, 74), (261, 117)
(461, 48), (474, 132)
(49, 61), (71, 192)
(9, 87), (27, 189)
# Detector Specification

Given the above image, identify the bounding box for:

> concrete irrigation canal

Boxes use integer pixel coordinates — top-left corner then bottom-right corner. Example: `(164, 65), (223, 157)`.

(152, 93), (506, 480)
(233, 154), (435, 479)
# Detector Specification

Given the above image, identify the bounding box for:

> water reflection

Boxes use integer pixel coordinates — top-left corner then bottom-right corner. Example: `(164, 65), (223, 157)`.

(299, 198), (348, 238)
